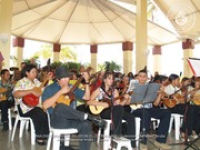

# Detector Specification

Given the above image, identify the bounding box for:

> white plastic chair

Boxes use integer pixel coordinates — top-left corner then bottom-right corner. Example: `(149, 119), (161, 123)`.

(11, 113), (36, 145)
(98, 119), (141, 150)
(168, 113), (183, 140)
(8, 108), (12, 130)
(46, 112), (78, 150)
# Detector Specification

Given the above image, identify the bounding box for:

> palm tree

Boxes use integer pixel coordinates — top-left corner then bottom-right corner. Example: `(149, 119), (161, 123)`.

(60, 46), (78, 62)
(104, 61), (122, 72)
(97, 63), (105, 71)
(33, 44), (52, 60)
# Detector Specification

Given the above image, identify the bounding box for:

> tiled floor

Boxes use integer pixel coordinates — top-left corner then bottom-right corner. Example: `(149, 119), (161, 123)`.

(0, 125), (200, 150)
(0, 114), (200, 150)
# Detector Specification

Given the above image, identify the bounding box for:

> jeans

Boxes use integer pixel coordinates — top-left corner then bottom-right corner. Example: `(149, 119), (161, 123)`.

(132, 107), (171, 144)
(51, 103), (92, 150)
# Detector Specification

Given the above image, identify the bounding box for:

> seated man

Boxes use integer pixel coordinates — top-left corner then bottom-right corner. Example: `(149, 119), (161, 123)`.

(42, 66), (106, 150)
(0, 69), (14, 131)
(129, 69), (171, 150)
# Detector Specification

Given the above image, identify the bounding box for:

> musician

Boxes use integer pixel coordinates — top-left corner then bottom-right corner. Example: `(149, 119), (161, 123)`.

(87, 71), (136, 149)
(13, 64), (49, 145)
(116, 75), (130, 95)
(90, 71), (104, 94)
(0, 69), (14, 131)
(130, 69), (171, 150)
(42, 66), (107, 150)
(152, 75), (169, 108)
(186, 78), (200, 138)
(127, 72), (134, 82)
(164, 74), (194, 140)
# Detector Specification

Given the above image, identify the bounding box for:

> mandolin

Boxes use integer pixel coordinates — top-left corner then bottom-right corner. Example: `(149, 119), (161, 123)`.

(22, 79), (49, 107)
(55, 67), (92, 107)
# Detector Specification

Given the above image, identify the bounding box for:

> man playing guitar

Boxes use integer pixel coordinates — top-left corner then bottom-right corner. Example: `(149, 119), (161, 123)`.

(42, 66), (107, 150)
(130, 69), (171, 150)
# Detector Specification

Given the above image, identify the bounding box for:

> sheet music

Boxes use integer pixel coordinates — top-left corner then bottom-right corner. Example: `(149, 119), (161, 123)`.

(130, 82), (160, 104)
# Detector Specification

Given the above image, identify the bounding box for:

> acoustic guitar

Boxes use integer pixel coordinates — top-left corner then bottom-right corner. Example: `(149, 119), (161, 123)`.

(191, 92), (200, 105)
(54, 67), (92, 107)
(162, 92), (184, 108)
(0, 88), (12, 101)
(22, 79), (49, 107)
(89, 91), (132, 115)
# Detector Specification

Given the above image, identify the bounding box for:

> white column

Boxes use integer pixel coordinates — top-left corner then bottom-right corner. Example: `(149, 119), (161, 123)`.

(152, 45), (162, 74)
(122, 42), (133, 74)
(53, 44), (60, 62)
(0, 0), (13, 69)
(12, 37), (25, 68)
(135, 0), (148, 72)
(182, 39), (194, 77)
(90, 45), (98, 73)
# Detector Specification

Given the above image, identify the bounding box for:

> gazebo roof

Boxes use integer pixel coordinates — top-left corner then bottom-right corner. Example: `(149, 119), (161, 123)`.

(8, 0), (200, 45)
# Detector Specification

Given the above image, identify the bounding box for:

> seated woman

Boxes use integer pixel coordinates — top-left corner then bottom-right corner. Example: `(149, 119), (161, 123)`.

(87, 71), (136, 149)
(13, 64), (49, 145)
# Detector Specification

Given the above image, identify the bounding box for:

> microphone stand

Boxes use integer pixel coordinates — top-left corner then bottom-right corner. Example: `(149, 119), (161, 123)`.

(101, 87), (114, 150)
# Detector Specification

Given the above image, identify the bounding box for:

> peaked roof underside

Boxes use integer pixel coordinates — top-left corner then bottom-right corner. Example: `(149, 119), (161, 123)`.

(2, 0), (200, 45)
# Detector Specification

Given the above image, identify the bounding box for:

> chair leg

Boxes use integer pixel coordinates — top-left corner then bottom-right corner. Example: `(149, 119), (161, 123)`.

(97, 128), (101, 145)
(174, 115), (181, 140)
(8, 109), (12, 130)
(53, 134), (61, 150)
(46, 132), (52, 150)
(168, 116), (174, 133)
(11, 115), (19, 141)
(64, 134), (70, 146)
(30, 119), (36, 145)
(19, 120), (27, 138)
(135, 118), (140, 147)
(103, 121), (111, 150)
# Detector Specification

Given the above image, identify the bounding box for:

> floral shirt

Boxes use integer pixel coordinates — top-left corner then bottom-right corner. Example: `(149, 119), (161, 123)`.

(13, 77), (41, 114)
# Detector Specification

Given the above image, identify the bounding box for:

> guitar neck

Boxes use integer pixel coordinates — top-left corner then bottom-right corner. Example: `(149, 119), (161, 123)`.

(38, 79), (48, 89)
(69, 67), (92, 93)
(70, 77), (83, 92)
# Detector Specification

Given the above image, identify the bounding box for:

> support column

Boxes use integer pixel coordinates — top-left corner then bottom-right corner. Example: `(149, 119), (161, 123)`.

(122, 42), (133, 74)
(0, 0), (13, 69)
(135, 0), (148, 72)
(90, 45), (98, 73)
(12, 37), (24, 68)
(152, 45), (162, 74)
(53, 44), (60, 62)
(182, 39), (194, 77)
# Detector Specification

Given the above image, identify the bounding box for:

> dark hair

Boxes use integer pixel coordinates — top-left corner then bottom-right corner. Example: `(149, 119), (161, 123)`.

(181, 77), (189, 83)
(70, 69), (80, 78)
(101, 71), (114, 89)
(21, 64), (37, 78)
(169, 74), (179, 82)
(138, 69), (147, 74)
(127, 72), (134, 77)
(0, 69), (9, 76)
